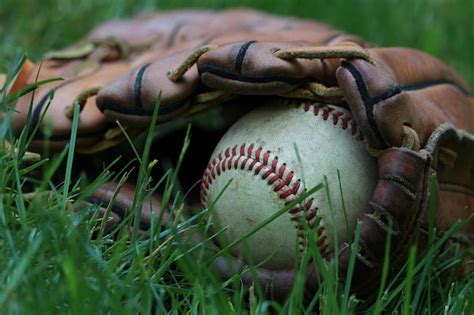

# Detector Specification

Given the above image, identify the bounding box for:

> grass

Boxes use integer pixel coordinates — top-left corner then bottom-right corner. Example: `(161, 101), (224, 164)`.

(0, 0), (473, 314)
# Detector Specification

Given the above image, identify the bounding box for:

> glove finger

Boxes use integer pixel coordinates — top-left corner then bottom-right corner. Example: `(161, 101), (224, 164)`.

(88, 182), (168, 233)
(197, 41), (341, 95)
(336, 47), (474, 248)
(96, 35), (363, 127)
(96, 50), (200, 125)
(91, 183), (169, 232)
(9, 59), (129, 151)
(84, 9), (338, 59)
(6, 10), (216, 153)
(422, 125), (474, 239)
(84, 10), (215, 53)
(336, 47), (474, 150)
(339, 148), (431, 295)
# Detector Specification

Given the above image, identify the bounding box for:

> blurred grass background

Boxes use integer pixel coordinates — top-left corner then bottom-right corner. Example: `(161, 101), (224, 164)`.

(1, 0), (473, 86)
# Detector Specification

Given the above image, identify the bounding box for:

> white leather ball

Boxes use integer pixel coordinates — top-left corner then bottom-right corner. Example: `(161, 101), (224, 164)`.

(200, 101), (377, 270)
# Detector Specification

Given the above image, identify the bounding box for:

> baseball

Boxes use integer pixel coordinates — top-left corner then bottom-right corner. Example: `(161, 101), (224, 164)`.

(200, 100), (377, 270)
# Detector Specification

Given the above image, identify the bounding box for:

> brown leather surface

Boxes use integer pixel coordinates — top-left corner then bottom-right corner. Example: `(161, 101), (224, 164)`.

(10, 60), (129, 150)
(336, 48), (474, 149)
(424, 125), (474, 241)
(87, 182), (166, 233)
(339, 148), (431, 295)
(7, 9), (347, 150)
(97, 50), (200, 124)
(200, 41), (321, 94)
(83, 10), (215, 52)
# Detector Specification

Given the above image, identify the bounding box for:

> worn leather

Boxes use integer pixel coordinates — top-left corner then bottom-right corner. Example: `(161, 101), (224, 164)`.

(84, 182), (167, 233)
(6, 9), (474, 299)
(339, 148), (432, 294)
(6, 9), (344, 152)
(9, 59), (130, 151)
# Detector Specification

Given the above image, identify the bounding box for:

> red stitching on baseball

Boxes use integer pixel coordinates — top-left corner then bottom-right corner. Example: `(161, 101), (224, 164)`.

(201, 102), (362, 261)
(301, 101), (364, 139)
(306, 206), (318, 221)
(322, 106), (333, 120)
(201, 142), (329, 256)
(332, 111), (343, 125)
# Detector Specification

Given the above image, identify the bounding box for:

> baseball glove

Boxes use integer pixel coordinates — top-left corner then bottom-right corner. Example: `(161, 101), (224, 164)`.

(4, 9), (474, 299)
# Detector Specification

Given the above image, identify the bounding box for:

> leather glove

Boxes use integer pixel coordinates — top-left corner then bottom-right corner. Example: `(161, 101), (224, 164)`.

(5, 9), (473, 299)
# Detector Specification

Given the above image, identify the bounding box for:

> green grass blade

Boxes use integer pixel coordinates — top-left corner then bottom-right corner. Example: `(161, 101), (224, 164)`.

(61, 100), (80, 211)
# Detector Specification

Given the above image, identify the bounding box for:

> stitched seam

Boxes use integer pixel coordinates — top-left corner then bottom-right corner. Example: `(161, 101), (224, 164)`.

(31, 64), (104, 129)
(379, 174), (416, 195)
(401, 79), (472, 96)
(200, 142), (329, 257)
(379, 175), (416, 200)
(323, 32), (347, 45)
(300, 101), (365, 140)
(340, 61), (394, 147)
(200, 102), (364, 259)
(235, 41), (256, 73)
(133, 63), (151, 108)
(98, 98), (188, 116)
(166, 22), (185, 48)
(438, 182), (474, 196)
(368, 201), (400, 234)
(198, 63), (303, 85)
